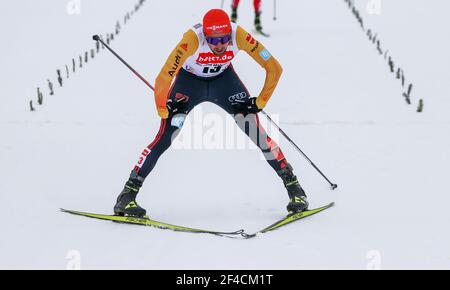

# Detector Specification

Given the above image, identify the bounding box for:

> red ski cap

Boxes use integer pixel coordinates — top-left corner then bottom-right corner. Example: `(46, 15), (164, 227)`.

(203, 9), (232, 36)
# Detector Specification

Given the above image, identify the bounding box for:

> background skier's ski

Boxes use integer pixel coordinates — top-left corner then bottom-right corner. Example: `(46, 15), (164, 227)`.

(252, 29), (270, 37)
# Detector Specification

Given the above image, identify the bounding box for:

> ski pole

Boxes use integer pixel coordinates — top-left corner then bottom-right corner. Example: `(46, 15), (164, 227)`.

(92, 35), (154, 91)
(273, 0), (277, 21)
(261, 110), (338, 190)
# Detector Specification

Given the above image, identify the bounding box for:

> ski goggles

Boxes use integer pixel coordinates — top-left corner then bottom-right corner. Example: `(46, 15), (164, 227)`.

(205, 34), (232, 45)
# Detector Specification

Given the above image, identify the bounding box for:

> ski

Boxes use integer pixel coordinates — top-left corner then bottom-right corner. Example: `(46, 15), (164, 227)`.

(61, 202), (334, 239)
(253, 29), (270, 38)
(60, 208), (246, 238)
(242, 202), (335, 239)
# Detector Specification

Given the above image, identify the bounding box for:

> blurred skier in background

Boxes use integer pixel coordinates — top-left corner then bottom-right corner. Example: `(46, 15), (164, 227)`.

(113, 9), (308, 218)
(231, 0), (265, 34)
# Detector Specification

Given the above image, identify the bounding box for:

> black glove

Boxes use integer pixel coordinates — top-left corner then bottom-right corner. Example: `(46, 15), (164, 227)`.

(234, 98), (261, 114)
(167, 93), (190, 116)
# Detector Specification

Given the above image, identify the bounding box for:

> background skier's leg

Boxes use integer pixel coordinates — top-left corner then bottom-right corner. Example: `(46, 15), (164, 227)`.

(254, 0), (262, 14)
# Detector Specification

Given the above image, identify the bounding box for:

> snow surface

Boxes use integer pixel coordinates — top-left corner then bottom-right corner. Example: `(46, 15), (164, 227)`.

(1, 0), (450, 269)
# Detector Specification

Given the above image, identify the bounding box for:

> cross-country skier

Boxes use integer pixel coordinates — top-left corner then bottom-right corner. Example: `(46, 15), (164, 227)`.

(114, 9), (308, 217)
(230, 0), (264, 33)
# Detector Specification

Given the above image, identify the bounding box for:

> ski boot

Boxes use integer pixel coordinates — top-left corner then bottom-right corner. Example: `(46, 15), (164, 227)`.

(114, 171), (147, 217)
(277, 164), (309, 214)
(254, 12), (263, 33)
(231, 6), (238, 23)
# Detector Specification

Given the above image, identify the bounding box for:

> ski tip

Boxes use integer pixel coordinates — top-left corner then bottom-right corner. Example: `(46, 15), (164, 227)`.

(60, 208), (76, 214)
(242, 233), (258, 239)
(60, 208), (81, 215)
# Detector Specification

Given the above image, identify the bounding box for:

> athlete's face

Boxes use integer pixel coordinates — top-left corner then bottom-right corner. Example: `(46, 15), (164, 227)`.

(206, 33), (231, 56)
